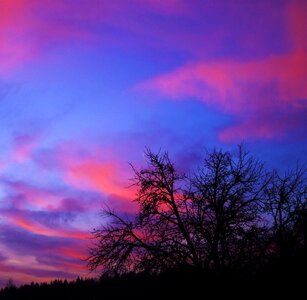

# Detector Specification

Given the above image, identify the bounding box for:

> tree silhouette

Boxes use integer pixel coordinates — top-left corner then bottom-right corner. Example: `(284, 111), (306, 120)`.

(88, 149), (199, 274)
(88, 146), (305, 275)
(261, 167), (306, 260)
(187, 146), (269, 271)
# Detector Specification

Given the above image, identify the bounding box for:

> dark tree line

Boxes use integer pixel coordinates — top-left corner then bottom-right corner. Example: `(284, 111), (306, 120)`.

(88, 146), (306, 276)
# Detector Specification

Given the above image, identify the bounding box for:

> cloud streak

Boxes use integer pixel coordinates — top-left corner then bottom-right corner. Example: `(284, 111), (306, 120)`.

(0, 0), (192, 78)
(0, 225), (88, 285)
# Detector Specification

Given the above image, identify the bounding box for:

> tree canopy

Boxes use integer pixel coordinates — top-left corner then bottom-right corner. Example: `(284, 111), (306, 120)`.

(87, 146), (306, 275)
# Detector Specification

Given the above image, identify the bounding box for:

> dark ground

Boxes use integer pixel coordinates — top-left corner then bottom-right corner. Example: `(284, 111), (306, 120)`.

(1, 250), (306, 300)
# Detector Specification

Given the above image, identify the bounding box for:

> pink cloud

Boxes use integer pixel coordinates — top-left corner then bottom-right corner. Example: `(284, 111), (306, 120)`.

(35, 142), (138, 215)
(0, 223), (90, 286)
(0, 134), (39, 172)
(0, 1), (37, 76)
(219, 107), (306, 142)
(10, 134), (40, 163)
(53, 143), (136, 201)
(0, 0), (103, 77)
(1, 178), (98, 241)
(4, 211), (89, 240)
(63, 159), (138, 214)
(65, 161), (134, 198)
(138, 1), (307, 142)
(57, 247), (87, 261)
(6, 181), (58, 211)
(0, 248), (87, 287)
(0, 0), (191, 77)
(288, 1), (307, 51)
(140, 51), (307, 109)
(19, 141), (138, 214)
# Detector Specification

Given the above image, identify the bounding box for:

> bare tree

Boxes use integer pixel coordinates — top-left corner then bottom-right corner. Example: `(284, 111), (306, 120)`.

(87, 146), (306, 276)
(188, 146), (269, 271)
(261, 166), (306, 259)
(88, 149), (199, 274)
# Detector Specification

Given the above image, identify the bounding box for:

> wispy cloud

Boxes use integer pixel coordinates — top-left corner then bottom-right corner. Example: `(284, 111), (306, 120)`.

(0, 225), (88, 285)
(0, 0), (192, 78)
(137, 1), (307, 141)
(0, 133), (40, 172)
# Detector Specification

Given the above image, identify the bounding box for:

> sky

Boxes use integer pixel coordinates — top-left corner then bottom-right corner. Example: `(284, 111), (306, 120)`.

(0, 0), (306, 286)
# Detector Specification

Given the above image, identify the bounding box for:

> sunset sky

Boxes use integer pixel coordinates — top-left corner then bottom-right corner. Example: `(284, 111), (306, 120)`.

(0, 0), (306, 286)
